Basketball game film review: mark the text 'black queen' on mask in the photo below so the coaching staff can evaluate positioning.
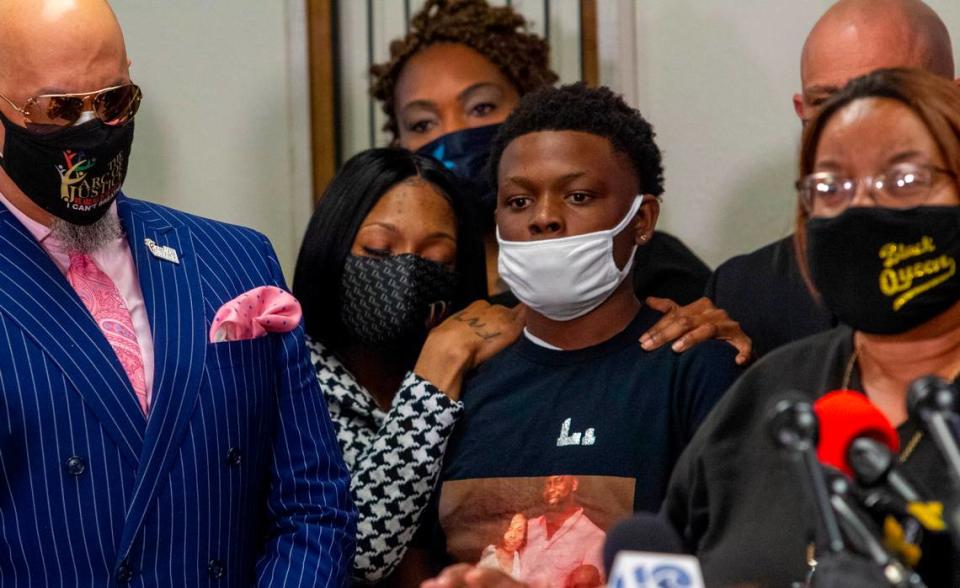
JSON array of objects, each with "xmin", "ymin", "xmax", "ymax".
[
  {"xmin": 0, "ymin": 111, "xmax": 134, "ymax": 226},
  {"xmin": 417, "ymin": 123, "xmax": 500, "ymax": 232},
  {"xmin": 339, "ymin": 253, "xmax": 459, "ymax": 351},
  {"xmin": 806, "ymin": 206, "xmax": 960, "ymax": 335}
]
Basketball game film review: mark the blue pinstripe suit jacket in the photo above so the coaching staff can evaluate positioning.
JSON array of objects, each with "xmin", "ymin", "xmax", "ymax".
[{"xmin": 0, "ymin": 195, "xmax": 356, "ymax": 587}]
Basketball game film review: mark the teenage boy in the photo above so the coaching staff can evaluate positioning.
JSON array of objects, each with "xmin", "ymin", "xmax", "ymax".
[{"xmin": 406, "ymin": 83, "xmax": 740, "ymax": 588}]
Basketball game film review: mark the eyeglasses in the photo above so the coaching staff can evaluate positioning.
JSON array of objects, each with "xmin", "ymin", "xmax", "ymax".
[
  {"xmin": 796, "ymin": 163, "xmax": 957, "ymax": 217},
  {"xmin": 0, "ymin": 83, "xmax": 142, "ymax": 134}
]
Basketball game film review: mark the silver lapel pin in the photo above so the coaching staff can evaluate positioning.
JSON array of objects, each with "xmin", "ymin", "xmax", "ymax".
[{"xmin": 144, "ymin": 238, "xmax": 180, "ymax": 265}]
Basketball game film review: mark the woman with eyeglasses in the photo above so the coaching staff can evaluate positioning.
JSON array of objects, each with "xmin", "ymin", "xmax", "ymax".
[
  {"xmin": 292, "ymin": 147, "xmax": 523, "ymax": 585},
  {"xmin": 662, "ymin": 68, "xmax": 960, "ymax": 588}
]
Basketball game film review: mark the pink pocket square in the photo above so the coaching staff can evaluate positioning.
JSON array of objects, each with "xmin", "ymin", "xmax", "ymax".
[{"xmin": 210, "ymin": 286, "xmax": 303, "ymax": 343}]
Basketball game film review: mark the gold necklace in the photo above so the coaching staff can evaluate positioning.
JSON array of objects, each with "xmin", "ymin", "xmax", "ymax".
[{"xmin": 842, "ymin": 347, "xmax": 923, "ymax": 464}]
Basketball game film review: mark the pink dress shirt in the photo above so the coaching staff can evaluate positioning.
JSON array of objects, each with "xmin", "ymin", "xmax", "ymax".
[
  {"xmin": 0, "ymin": 194, "xmax": 155, "ymax": 404},
  {"xmin": 521, "ymin": 508, "xmax": 606, "ymax": 587}
]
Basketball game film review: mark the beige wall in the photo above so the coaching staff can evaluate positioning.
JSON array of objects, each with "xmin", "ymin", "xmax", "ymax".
[
  {"xmin": 599, "ymin": 0, "xmax": 960, "ymax": 267},
  {"xmin": 112, "ymin": 0, "xmax": 313, "ymax": 280},
  {"xmin": 111, "ymin": 0, "xmax": 960, "ymax": 277}
]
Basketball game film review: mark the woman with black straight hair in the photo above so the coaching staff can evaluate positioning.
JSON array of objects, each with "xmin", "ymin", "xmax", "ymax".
[
  {"xmin": 293, "ymin": 147, "xmax": 523, "ymax": 585},
  {"xmin": 294, "ymin": 147, "xmax": 488, "ymax": 346}
]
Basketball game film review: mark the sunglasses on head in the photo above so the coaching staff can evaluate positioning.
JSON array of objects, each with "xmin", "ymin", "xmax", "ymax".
[{"xmin": 0, "ymin": 83, "xmax": 142, "ymax": 134}]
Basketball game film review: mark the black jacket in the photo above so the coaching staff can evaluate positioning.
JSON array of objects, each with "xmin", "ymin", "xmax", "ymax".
[
  {"xmin": 663, "ymin": 326, "xmax": 955, "ymax": 587},
  {"xmin": 706, "ymin": 235, "xmax": 836, "ymax": 357}
]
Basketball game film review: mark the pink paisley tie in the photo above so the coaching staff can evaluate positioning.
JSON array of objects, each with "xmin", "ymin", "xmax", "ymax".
[{"xmin": 67, "ymin": 252, "xmax": 149, "ymax": 415}]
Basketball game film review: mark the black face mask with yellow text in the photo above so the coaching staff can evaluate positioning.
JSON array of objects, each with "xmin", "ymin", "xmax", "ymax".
[{"xmin": 806, "ymin": 206, "xmax": 960, "ymax": 335}]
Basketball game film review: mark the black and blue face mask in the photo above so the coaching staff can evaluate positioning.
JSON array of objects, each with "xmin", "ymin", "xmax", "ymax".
[{"xmin": 417, "ymin": 123, "xmax": 500, "ymax": 231}]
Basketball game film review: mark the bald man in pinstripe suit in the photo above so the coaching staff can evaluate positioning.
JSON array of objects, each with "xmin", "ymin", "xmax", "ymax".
[{"xmin": 0, "ymin": 1, "xmax": 355, "ymax": 586}]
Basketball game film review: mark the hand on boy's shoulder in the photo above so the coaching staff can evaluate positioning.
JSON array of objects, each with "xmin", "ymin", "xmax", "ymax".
[{"xmin": 639, "ymin": 296, "xmax": 753, "ymax": 366}]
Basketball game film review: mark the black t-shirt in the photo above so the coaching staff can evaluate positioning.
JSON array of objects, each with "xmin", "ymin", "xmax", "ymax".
[
  {"xmin": 705, "ymin": 235, "xmax": 836, "ymax": 357},
  {"xmin": 423, "ymin": 307, "xmax": 740, "ymax": 586},
  {"xmin": 663, "ymin": 325, "xmax": 956, "ymax": 587},
  {"xmin": 490, "ymin": 231, "xmax": 711, "ymax": 308}
]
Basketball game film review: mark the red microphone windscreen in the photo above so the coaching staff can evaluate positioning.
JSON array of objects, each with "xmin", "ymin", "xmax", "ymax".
[{"xmin": 814, "ymin": 390, "xmax": 899, "ymax": 476}]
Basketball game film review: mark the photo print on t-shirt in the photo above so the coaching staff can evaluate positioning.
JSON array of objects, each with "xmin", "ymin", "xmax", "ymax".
[{"xmin": 439, "ymin": 474, "xmax": 635, "ymax": 588}]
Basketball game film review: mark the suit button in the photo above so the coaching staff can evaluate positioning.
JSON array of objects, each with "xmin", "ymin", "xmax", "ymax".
[
  {"xmin": 64, "ymin": 456, "xmax": 86, "ymax": 477},
  {"xmin": 208, "ymin": 559, "xmax": 225, "ymax": 579},
  {"xmin": 225, "ymin": 447, "xmax": 242, "ymax": 467},
  {"xmin": 116, "ymin": 561, "xmax": 136, "ymax": 583}
]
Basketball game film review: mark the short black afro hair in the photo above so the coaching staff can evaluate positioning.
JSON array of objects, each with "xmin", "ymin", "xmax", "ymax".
[{"xmin": 488, "ymin": 82, "xmax": 665, "ymax": 196}]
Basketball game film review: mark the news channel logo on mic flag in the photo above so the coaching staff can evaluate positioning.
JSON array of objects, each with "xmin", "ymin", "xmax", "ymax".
[{"xmin": 608, "ymin": 552, "xmax": 705, "ymax": 588}]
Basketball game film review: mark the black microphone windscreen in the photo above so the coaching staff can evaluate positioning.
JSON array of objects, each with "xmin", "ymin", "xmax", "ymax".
[{"xmin": 602, "ymin": 513, "xmax": 685, "ymax": 575}]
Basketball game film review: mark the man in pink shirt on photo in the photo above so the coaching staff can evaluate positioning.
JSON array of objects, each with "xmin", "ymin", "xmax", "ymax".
[{"xmin": 522, "ymin": 476, "xmax": 605, "ymax": 588}]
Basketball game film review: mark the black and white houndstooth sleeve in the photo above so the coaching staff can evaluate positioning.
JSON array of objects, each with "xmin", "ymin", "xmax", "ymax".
[{"xmin": 306, "ymin": 337, "xmax": 464, "ymax": 584}]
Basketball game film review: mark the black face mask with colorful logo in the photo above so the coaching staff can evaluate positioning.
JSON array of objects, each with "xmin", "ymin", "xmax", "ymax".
[
  {"xmin": 806, "ymin": 206, "xmax": 960, "ymax": 335},
  {"xmin": 0, "ymin": 112, "xmax": 134, "ymax": 225},
  {"xmin": 339, "ymin": 253, "xmax": 458, "ymax": 351},
  {"xmin": 417, "ymin": 123, "xmax": 500, "ymax": 231}
]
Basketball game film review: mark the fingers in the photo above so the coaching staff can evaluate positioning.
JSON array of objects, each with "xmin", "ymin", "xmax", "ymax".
[
  {"xmin": 505, "ymin": 304, "xmax": 527, "ymax": 335},
  {"xmin": 639, "ymin": 297, "xmax": 754, "ymax": 364},
  {"xmin": 641, "ymin": 311, "xmax": 698, "ymax": 350},
  {"xmin": 728, "ymin": 331, "xmax": 753, "ymax": 365},
  {"xmin": 509, "ymin": 303, "xmax": 527, "ymax": 323},
  {"xmin": 671, "ymin": 322, "xmax": 720, "ymax": 353},
  {"xmin": 643, "ymin": 296, "xmax": 680, "ymax": 314},
  {"xmin": 640, "ymin": 297, "xmax": 714, "ymax": 350},
  {"xmin": 666, "ymin": 313, "xmax": 753, "ymax": 364},
  {"xmin": 681, "ymin": 313, "xmax": 752, "ymax": 364}
]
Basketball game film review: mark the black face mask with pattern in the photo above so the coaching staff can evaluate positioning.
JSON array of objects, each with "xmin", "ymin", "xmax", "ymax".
[{"xmin": 339, "ymin": 254, "xmax": 458, "ymax": 350}]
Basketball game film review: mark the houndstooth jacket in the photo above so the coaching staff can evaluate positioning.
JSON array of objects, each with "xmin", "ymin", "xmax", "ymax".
[{"xmin": 306, "ymin": 336, "xmax": 463, "ymax": 584}]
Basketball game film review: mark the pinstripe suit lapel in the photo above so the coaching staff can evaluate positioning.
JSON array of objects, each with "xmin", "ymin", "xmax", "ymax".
[
  {"xmin": 117, "ymin": 197, "xmax": 206, "ymax": 559},
  {"xmin": 0, "ymin": 205, "xmax": 145, "ymax": 467}
]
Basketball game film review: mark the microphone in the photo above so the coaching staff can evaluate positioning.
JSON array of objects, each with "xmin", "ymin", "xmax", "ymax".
[
  {"xmin": 814, "ymin": 391, "xmax": 943, "ymax": 532},
  {"xmin": 603, "ymin": 513, "xmax": 704, "ymax": 588},
  {"xmin": 768, "ymin": 396, "xmax": 914, "ymax": 585},
  {"xmin": 907, "ymin": 376, "xmax": 960, "ymax": 489},
  {"xmin": 816, "ymin": 388, "xmax": 960, "ymax": 586},
  {"xmin": 821, "ymin": 470, "xmax": 925, "ymax": 587},
  {"xmin": 907, "ymin": 375, "xmax": 960, "ymax": 560},
  {"xmin": 813, "ymin": 390, "xmax": 899, "ymax": 477},
  {"xmin": 768, "ymin": 395, "xmax": 846, "ymax": 555},
  {"xmin": 848, "ymin": 437, "xmax": 921, "ymax": 503}
]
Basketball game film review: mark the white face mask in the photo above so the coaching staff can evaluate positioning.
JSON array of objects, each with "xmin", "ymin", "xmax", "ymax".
[{"xmin": 497, "ymin": 195, "xmax": 645, "ymax": 321}]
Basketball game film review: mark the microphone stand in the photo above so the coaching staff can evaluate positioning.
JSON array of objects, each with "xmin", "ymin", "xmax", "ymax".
[
  {"xmin": 768, "ymin": 398, "xmax": 845, "ymax": 555},
  {"xmin": 907, "ymin": 376, "xmax": 960, "ymax": 555}
]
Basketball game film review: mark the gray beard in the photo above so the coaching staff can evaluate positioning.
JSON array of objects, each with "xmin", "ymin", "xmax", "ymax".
[{"xmin": 50, "ymin": 213, "xmax": 124, "ymax": 254}]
